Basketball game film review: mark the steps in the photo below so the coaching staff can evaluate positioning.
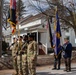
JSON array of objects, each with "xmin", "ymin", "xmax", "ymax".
[{"xmin": 0, "ymin": 56, "xmax": 13, "ymax": 70}]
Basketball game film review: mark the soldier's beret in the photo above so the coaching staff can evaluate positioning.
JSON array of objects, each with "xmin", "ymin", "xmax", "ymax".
[
  {"xmin": 19, "ymin": 36, "xmax": 23, "ymax": 39},
  {"xmin": 13, "ymin": 37, "xmax": 15, "ymax": 39},
  {"xmin": 28, "ymin": 34, "xmax": 34, "ymax": 38},
  {"xmin": 23, "ymin": 35, "xmax": 28, "ymax": 38}
]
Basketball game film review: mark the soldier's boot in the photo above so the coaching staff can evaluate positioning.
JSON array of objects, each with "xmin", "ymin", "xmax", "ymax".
[
  {"xmin": 13, "ymin": 68, "xmax": 18, "ymax": 75},
  {"xmin": 19, "ymin": 70, "xmax": 23, "ymax": 75},
  {"xmin": 12, "ymin": 73, "xmax": 15, "ymax": 75},
  {"xmin": 22, "ymin": 67, "xmax": 28, "ymax": 75},
  {"xmin": 31, "ymin": 71, "xmax": 36, "ymax": 75},
  {"xmin": 15, "ymin": 68, "xmax": 18, "ymax": 75},
  {"xmin": 30, "ymin": 68, "xmax": 36, "ymax": 75},
  {"xmin": 12, "ymin": 73, "xmax": 18, "ymax": 75}
]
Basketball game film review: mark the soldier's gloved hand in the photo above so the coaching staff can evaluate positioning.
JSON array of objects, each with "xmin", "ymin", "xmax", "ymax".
[
  {"xmin": 19, "ymin": 50, "xmax": 24, "ymax": 54},
  {"xmin": 62, "ymin": 46, "xmax": 65, "ymax": 51},
  {"xmin": 14, "ymin": 56, "xmax": 17, "ymax": 60},
  {"xmin": 31, "ymin": 56, "xmax": 36, "ymax": 61},
  {"xmin": 31, "ymin": 58, "xmax": 35, "ymax": 61}
]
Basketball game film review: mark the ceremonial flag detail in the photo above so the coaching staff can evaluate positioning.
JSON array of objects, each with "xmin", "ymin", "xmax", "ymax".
[
  {"xmin": 7, "ymin": 0, "xmax": 16, "ymax": 34},
  {"xmin": 53, "ymin": 8, "xmax": 61, "ymax": 57}
]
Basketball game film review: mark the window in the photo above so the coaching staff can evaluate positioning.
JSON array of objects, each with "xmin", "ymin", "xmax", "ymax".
[{"xmin": 66, "ymin": 29, "xmax": 69, "ymax": 32}]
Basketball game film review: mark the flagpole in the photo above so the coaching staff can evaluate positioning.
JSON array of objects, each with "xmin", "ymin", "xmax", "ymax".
[
  {"xmin": 17, "ymin": 23, "xmax": 20, "ymax": 37},
  {"xmin": 53, "ymin": 6, "xmax": 62, "ymax": 58},
  {"xmin": 17, "ymin": 0, "xmax": 21, "ymax": 37},
  {"xmin": 55, "ymin": 6, "xmax": 63, "ymax": 46},
  {"xmin": 47, "ymin": 16, "xmax": 53, "ymax": 48}
]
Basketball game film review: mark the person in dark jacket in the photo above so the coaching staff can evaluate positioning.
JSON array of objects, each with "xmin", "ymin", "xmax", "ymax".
[{"xmin": 62, "ymin": 37, "xmax": 72, "ymax": 72}]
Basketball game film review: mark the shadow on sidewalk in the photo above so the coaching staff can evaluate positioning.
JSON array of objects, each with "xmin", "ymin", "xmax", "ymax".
[
  {"xmin": 37, "ymin": 72, "xmax": 70, "ymax": 75},
  {"xmin": 37, "ymin": 72, "xmax": 57, "ymax": 75},
  {"xmin": 37, "ymin": 72, "xmax": 68, "ymax": 75},
  {"xmin": 37, "ymin": 69, "xmax": 76, "ymax": 75}
]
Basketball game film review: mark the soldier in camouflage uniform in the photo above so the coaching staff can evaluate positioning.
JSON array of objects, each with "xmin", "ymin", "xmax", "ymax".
[
  {"xmin": 12, "ymin": 38, "xmax": 19, "ymax": 75},
  {"xmin": 27, "ymin": 34, "xmax": 37, "ymax": 75},
  {"xmin": 17, "ymin": 36, "xmax": 24, "ymax": 75},
  {"xmin": 20, "ymin": 35, "xmax": 28, "ymax": 75}
]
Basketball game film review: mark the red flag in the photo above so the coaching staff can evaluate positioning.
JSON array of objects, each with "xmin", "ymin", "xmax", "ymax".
[{"xmin": 12, "ymin": 28, "xmax": 16, "ymax": 35}]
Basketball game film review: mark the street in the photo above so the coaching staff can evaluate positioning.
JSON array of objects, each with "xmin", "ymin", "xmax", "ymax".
[{"xmin": 0, "ymin": 63, "xmax": 76, "ymax": 75}]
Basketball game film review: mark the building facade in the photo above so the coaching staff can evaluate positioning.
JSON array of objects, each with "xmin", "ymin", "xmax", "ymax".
[{"xmin": 3, "ymin": 13, "xmax": 76, "ymax": 54}]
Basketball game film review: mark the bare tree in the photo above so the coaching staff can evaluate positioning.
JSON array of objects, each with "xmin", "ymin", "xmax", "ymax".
[
  {"xmin": 2, "ymin": 0, "xmax": 26, "ymax": 30},
  {"xmin": 26, "ymin": 0, "xmax": 76, "ymax": 37},
  {"xmin": 50, "ymin": 0, "xmax": 76, "ymax": 36},
  {"xmin": 16, "ymin": 0, "xmax": 26, "ymax": 20},
  {"xmin": 2, "ymin": 0, "xmax": 9, "ymax": 30}
]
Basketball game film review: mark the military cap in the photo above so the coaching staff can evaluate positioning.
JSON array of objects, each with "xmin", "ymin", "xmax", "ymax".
[
  {"xmin": 64, "ymin": 37, "xmax": 69, "ymax": 40},
  {"xmin": 13, "ymin": 37, "xmax": 15, "ymax": 39},
  {"xmin": 19, "ymin": 36, "xmax": 23, "ymax": 39},
  {"xmin": 23, "ymin": 35, "xmax": 28, "ymax": 38},
  {"xmin": 28, "ymin": 34, "xmax": 35, "ymax": 38}
]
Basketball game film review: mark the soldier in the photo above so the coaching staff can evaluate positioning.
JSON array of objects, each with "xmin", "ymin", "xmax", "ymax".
[
  {"xmin": 20, "ymin": 35, "xmax": 28, "ymax": 75},
  {"xmin": 17, "ymin": 36, "xmax": 24, "ymax": 75},
  {"xmin": 27, "ymin": 34, "xmax": 37, "ymax": 75},
  {"xmin": 12, "ymin": 38, "xmax": 18, "ymax": 56},
  {"xmin": 12, "ymin": 37, "xmax": 18, "ymax": 75}
]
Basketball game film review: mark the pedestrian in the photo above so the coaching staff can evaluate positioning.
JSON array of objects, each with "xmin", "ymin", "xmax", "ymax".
[
  {"xmin": 52, "ymin": 46, "xmax": 62, "ymax": 70},
  {"xmin": 27, "ymin": 34, "xmax": 37, "ymax": 75},
  {"xmin": 20, "ymin": 35, "xmax": 28, "ymax": 75},
  {"xmin": 62, "ymin": 37, "xmax": 72, "ymax": 72}
]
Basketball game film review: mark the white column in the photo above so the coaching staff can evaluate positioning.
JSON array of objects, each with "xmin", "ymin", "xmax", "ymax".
[
  {"xmin": 37, "ymin": 31, "xmax": 39, "ymax": 55},
  {"xmin": 46, "ymin": 31, "xmax": 48, "ymax": 54}
]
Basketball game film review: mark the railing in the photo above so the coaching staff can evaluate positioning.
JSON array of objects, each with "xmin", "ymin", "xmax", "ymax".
[{"xmin": 38, "ymin": 44, "xmax": 46, "ymax": 55}]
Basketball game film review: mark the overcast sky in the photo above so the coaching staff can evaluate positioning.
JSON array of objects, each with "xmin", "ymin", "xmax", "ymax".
[
  {"xmin": 5, "ymin": 0, "xmax": 49, "ymax": 16},
  {"xmin": 5, "ymin": 0, "xmax": 75, "ymax": 17},
  {"xmin": 23, "ymin": 0, "xmax": 49, "ymax": 16}
]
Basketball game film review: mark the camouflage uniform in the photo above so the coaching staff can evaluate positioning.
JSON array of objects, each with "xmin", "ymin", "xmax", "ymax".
[
  {"xmin": 12, "ymin": 42, "xmax": 18, "ymax": 75},
  {"xmin": 27, "ymin": 41, "xmax": 37, "ymax": 75},
  {"xmin": 17, "ymin": 41, "xmax": 24, "ymax": 75},
  {"xmin": 21, "ymin": 42, "xmax": 28, "ymax": 75}
]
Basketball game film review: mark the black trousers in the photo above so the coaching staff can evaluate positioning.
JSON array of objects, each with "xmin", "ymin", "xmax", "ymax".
[
  {"xmin": 64, "ymin": 58, "xmax": 71, "ymax": 71},
  {"xmin": 54, "ymin": 57, "xmax": 61, "ymax": 69}
]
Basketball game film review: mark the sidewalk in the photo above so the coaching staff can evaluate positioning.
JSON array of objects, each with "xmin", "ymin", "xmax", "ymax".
[
  {"xmin": 0, "ymin": 63, "xmax": 76, "ymax": 75},
  {"xmin": 37, "ymin": 63, "xmax": 76, "ymax": 75}
]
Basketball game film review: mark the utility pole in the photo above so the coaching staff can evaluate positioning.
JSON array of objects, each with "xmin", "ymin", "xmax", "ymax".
[{"xmin": 0, "ymin": 0, "xmax": 3, "ymax": 57}]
